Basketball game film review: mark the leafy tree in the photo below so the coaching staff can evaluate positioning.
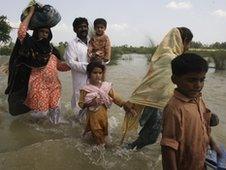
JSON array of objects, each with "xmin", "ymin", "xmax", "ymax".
[
  {"xmin": 209, "ymin": 42, "xmax": 226, "ymax": 49},
  {"xmin": 56, "ymin": 41, "xmax": 68, "ymax": 57},
  {"xmin": 0, "ymin": 15, "xmax": 12, "ymax": 45},
  {"xmin": 190, "ymin": 41, "xmax": 204, "ymax": 48}
]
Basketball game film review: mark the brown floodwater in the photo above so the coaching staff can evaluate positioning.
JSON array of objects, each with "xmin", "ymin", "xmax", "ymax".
[{"xmin": 0, "ymin": 54, "xmax": 225, "ymax": 170}]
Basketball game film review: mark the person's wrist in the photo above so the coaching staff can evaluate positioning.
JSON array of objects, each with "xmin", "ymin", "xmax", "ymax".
[
  {"xmin": 29, "ymin": 6, "xmax": 35, "ymax": 14},
  {"xmin": 121, "ymin": 101, "xmax": 126, "ymax": 108}
]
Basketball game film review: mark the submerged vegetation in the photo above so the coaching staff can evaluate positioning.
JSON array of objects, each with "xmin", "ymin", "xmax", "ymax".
[
  {"xmin": 189, "ymin": 49, "xmax": 226, "ymax": 70},
  {"xmin": 109, "ymin": 45, "xmax": 156, "ymax": 65}
]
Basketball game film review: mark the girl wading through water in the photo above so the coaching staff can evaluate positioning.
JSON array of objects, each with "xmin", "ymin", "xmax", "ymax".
[{"xmin": 78, "ymin": 59, "xmax": 127, "ymax": 146}]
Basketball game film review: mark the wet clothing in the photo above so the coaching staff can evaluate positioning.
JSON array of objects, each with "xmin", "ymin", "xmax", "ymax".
[
  {"xmin": 129, "ymin": 28, "xmax": 183, "ymax": 108},
  {"xmin": 63, "ymin": 36, "xmax": 88, "ymax": 114},
  {"xmin": 128, "ymin": 107, "xmax": 162, "ymax": 149},
  {"xmin": 25, "ymin": 55, "xmax": 70, "ymax": 111},
  {"xmin": 83, "ymin": 82, "xmax": 113, "ymax": 111},
  {"xmin": 19, "ymin": 23, "xmax": 69, "ymax": 112},
  {"xmin": 5, "ymin": 23, "xmax": 69, "ymax": 117},
  {"xmin": 78, "ymin": 82, "xmax": 125, "ymax": 144},
  {"xmin": 122, "ymin": 28, "xmax": 185, "ymax": 148},
  {"xmin": 161, "ymin": 90, "xmax": 211, "ymax": 170}
]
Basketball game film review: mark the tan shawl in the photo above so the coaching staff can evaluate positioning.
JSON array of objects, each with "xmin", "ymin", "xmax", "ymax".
[
  {"xmin": 129, "ymin": 28, "xmax": 184, "ymax": 109},
  {"xmin": 121, "ymin": 28, "xmax": 184, "ymax": 139}
]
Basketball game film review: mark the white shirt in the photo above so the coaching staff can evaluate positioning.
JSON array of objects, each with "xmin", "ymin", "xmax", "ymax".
[{"xmin": 63, "ymin": 36, "xmax": 88, "ymax": 114}]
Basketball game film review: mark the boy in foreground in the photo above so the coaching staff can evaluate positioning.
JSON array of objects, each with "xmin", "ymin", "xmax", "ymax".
[{"xmin": 161, "ymin": 53, "xmax": 221, "ymax": 170}]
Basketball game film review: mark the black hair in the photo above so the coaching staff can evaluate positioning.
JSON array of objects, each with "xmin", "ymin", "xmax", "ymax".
[
  {"xmin": 32, "ymin": 28, "xmax": 52, "ymax": 41},
  {"xmin": 177, "ymin": 27, "xmax": 193, "ymax": 43},
  {"xmin": 94, "ymin": 18, "xmax": 107, "ymax": 28},
  {"xmin": 171, "ymin": 53, "xmax": 208, "ymax": 76},
  {"xmin": 86, "ymin": 59, "xmax": 106, "ymax": 78},
  {"xmin": 72, "ymin": 17, "xmax": 88, "ymax": 29}
]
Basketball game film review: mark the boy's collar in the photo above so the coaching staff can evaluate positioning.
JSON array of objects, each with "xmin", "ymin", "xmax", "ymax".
[{"xmin": 174, "ymin": 89, "xmax": 202, "ymax": 102}]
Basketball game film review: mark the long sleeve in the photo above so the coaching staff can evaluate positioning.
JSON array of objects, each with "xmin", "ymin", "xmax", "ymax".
[
  {"xmin": 63, "ymin": 41, "xmax": 88, "ymax": 73},
  {"xmin": 18, "ymin": 23, "xmax": 28, "ymax": 42},
  {"xmin": 56, "ymin": 59, "xmax": 71, "ymax": 71},
  {"xmin": 104, "ymin": 36, "xmax": 111, "ymax": 61},
  {"xmin": 109, "ymin": 88, "xmax": 125, "ymax": 107},
  {"xmin": 18, "ymin": 6, "xmax": 35, "ymax": 43}
]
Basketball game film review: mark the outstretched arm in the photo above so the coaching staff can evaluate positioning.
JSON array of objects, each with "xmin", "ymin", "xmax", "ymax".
[
  {"xmin": 18, "ymin": 6, "xmax": 35, "ymax": 42},
  {"xmin": 22, "ymin": 6, "xmax": 35, "ymax": 26},
  {"xmin": 108, "ymin": 88, "xmax": 137, "ymax": 116},
  {"xmin": 123, "ymin": 101, "xmax": 137, "ymax": 116},
  {"xmin": 109, "ymin": 88, "xmax": 125, "ymax": 108}
]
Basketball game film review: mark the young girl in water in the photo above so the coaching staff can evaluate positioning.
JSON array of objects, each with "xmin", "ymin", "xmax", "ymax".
[{"xmin": 78, "ymin": 59, "xmax": 126, "ymax": 145}]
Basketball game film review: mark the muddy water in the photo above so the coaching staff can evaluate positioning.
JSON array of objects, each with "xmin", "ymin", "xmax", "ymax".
[{"xmin": 0, "ymin": 54, "xmax": 225, "ymax": 170}]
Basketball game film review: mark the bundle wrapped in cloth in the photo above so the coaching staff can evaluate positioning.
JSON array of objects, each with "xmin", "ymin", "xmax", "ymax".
[
  {"xmin": 20, "ymin": 0, "xmax": 61, "ymax": 30},
  {"xmin": 205, "ymin": 144, "xmax": 226, "ymax": 170}
]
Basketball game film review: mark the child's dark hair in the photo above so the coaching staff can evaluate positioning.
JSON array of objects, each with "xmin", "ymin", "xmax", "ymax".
[
  {"xmin": 177, "ymin": 27, "xmax": 193, "ymax": 43},
  {"xmin": 94, "ymin": 18, "xmax": 107, "ymax": 28},
  {"xmin": 171, "ymin": 53, "xmax": 208, "ymax": 76},
  {"xmin": 86, "ymin": 59, "xmax": 106, "ymax": 78},
  {"xmin": 73, "ymin": 17, "xmax": 88, "ymax": 29}
]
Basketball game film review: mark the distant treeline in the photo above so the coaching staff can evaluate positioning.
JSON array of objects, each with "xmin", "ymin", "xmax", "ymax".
[
  {"xmin": 1, "ymin": 41, "xmax": 226, "ymax": 55},
  {"xmin": 189, "ymin": 49, "xmax": 226, "ymax": 70},
  {"xmin": 190, "ymin": 41, "xmax": 226, "ymax": 49},
  {"xmin": 0, "ymin": 42, "xmax": 157, "ymax": 64},
  {"xmin": 1, "ymin": 41, "xmax": 226, "ymax": 67}
]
